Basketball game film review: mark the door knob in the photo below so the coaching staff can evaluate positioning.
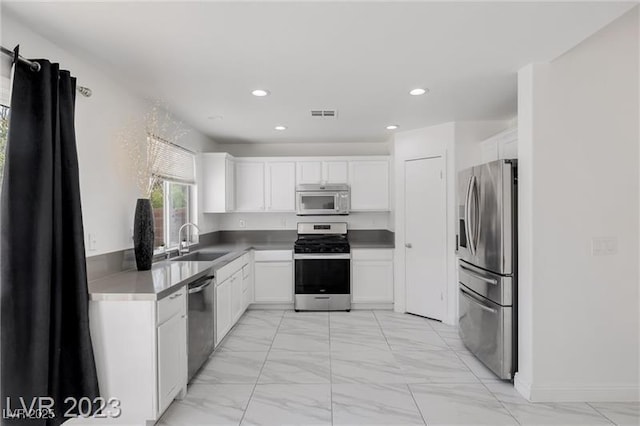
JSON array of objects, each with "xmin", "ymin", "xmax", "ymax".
[{"xmin": 405, "ymin": 243, "xmax": 412, "ymax": 248}]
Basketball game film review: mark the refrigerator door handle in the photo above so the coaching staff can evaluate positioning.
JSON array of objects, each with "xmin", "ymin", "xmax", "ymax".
[
  {"xmin": 460, "ymin": 263, "xmax": 498, "ymax": 285},
  {"xmin": 464, "ymin": 176, "xmax": 475, "ymax": 256},
  {"xmin": 460, "ymin": 287, "xmax": 498, "ymax": 314},
  {"xmin": 470, "ymin": 175, "xmax": 480, "ymax": 254}
]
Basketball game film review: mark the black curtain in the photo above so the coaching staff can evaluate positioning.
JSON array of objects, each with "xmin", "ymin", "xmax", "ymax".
[{"xmin": 1, "ymin": 55, "xmax": 99, "ymax": 425}]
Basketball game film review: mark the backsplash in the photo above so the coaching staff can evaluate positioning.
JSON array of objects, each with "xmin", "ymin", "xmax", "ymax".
[{"xmin": 216, "ymin": 212, "xmax": 391, "ymax": 231}]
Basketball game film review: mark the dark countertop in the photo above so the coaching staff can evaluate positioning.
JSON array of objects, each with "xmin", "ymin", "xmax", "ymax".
[{"xmin": 88, "ymin": 230, "xmax": 394, "ymax": 302}]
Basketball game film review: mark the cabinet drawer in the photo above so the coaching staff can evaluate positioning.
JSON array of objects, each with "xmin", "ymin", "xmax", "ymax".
[
  {"xmin": 217, "ymin": 255, "xmax": 246, "ymax": 283},
  {"xmin": 351, "ymin": 249, "xmax": 393, "ymax": 261},
  {"xmin": 241, "ymin": 252, "xmax": 251, "ymax": 266},
  {"xmin": 254, "ymin": 250, "xmax": 292, "ymax": 262},
  {"xmin": 158, "ymin": 289, "xmax": 186, "ymax": 325}
]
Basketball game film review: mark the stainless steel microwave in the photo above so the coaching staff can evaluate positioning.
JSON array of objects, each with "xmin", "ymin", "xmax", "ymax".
[{"xmin": 296, "ymin": 184, "xmax": 350, "ymax": 216}]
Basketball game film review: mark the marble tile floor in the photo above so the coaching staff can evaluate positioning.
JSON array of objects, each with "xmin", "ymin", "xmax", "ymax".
[{"xmin": 159, "ymin": 310, "xmax": 639, "ymax": 426}]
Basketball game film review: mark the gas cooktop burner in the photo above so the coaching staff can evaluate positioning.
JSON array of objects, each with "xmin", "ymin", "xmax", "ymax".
[{"xmin": 294, "ymin": 223, "xmax": 350, "ymax": 254}]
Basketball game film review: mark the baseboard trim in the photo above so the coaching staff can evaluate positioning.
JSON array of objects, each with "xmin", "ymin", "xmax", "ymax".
[
  {"xmin": 514, "ymin": 373, "xmax": 532, "ymax": 400},
  {"xmin": 516, "ymin": 376, "xmax": 639, "ymax": 402}
]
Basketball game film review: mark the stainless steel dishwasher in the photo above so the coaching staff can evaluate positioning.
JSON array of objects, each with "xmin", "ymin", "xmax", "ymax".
[{"xmin": 187, "ymin": 272, "xmax": 216, "ymax": 382}]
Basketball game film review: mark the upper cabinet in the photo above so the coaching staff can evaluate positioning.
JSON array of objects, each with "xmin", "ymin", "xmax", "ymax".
[
  {"xmin": 235, "ymin": 161, "xmax": 265, "ymax": 211},
  {"xmin": 266, "ymin": 162, "xmax": 296, "ymax": 211},
  {"xmin": 349, "ymin": 160, "xmax": 390, "ymax": 211},
  {"xmin": 202, "ymin": 153, "xmax": 235, "ymax": 213},
  {"xmin": 296, "ymin": 161, "xmax": 323, "ymax": 184},
  {"xmin": 296, "ymin": 160, "xmax": 349, "ymax": 185},
  {"xmin": 202, "ymin": 155, "xmax": 390, "ymax": 214},
  {"xmin": 324, "ymin": 161, "xmax": 349, "ymax": 183},
  {"xmin": 480, "ymin": 128, "xmax": 518, "ymax": 164}
]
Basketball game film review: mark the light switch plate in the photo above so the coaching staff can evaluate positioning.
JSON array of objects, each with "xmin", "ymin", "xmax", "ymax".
[
  {"xmin": 87, "ymin": 233, "xmax": 97, "ymax": 251},
  {"xmin": 591, "ymin": 237, "xmax": 618, "ymax": 256}
]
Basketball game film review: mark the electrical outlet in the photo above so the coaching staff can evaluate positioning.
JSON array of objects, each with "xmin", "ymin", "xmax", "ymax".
[
  {"xmin": 591, "ymin": 237, "xmax": 618, "ymax": 256},
  {"xmin": 239, "ymin": 219, "xmax": 246, "ymax": 228}
]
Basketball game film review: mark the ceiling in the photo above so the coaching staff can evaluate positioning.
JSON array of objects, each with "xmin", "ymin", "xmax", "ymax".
[{"xmin": 2, "ymin": 1, "xmax": 636, "ymax": 144}]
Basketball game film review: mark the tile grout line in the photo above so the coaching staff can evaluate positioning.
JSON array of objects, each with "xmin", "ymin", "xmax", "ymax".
[
  {"xmin": 477, "ymin": 378, "xmax": 523, "ymax": 426},
  {"xmin": 406, "ymin": 384, "xmax": 428, "ymax": 426},
  {"xmin": 585, "ymin": 402, "xmax": 618, "ymax": 425},
  {"xmin": 448, "ymin": 337, "xmax": 523, "ymax": 426},
  {"xmin": 237, "ymin": 309, "xmax": 286, "ymax": 426}
]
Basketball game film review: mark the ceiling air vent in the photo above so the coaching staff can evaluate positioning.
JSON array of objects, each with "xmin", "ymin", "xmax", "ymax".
[{"xmin": 311, "ymin": 109, "xmax": 338, "ymax": 119}]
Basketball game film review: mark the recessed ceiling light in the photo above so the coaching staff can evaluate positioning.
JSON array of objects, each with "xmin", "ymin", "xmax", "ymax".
[
  {"xmin": 251, "ymin": 89, "xmax": 270, "ymax": 97},
  {"xmin": 386, "ymin": 124, "xmax": 399, "ymax": 130},
  {"xmin": 274, "ymin": 125, "xmax": 287, "ymax": 131},
  {"xmin": 409, "ymin": 88, "xmax": 428, "ymax": 96}
]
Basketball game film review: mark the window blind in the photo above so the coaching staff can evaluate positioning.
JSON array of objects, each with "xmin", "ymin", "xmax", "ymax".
[{"xmin": 149, "ymin": 135, "xmax": 195, "ymax": 184}]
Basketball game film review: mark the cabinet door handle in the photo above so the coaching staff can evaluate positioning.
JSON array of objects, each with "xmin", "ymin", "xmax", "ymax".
[{"xmin": 405, "ymin": 243, "xmax": 412, "ymax": 248}]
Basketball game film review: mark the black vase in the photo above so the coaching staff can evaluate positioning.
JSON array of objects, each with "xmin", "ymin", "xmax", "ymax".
[{"xmin": 133, "ymin": 198, "xmax": 155, "ymax": 271}]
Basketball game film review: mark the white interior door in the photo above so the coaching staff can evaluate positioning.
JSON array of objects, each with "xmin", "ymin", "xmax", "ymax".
[{"xmin": 404, "ymin": 157, "xmax": 447, "ymax": 320}]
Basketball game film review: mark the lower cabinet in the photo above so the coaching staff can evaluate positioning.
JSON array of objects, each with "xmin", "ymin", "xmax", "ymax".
[
  {"xmin": 351, "ymin": 249, "xmax": 394, "ymax": 304},
  {"xmin": 88, "ymin": 289, "xmax": 187, "ymax": 424},
  {"xmin": 215, "ymin": 278, "xmax": 232, "ymax": 346},
  {"xmin": 230, "ymin": 270, "xmax": 244, "ymax": 323},
  {"xmin": 242, "ymin": 264, "xmax": 252, "ymax": 310},
  {"xmin": 215, "ymin": 252, "xmax": 251, "ymax": 346},
  {"xmin": 253, "ymin": 250, "xmax": 294, "ymax": 303},
  {"xmin": 157, "ymin": 310, "xmax": 187, "ymax": 413}
]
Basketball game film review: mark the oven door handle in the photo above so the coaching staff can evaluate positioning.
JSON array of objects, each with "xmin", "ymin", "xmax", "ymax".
[{"xmin": 294, "ymin": 254, "xmax": 351, "ymax": 260}]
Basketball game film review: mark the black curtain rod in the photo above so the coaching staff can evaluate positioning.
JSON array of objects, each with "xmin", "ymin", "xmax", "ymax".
[{"xmin": 1, "ymin": 45, "xmax": 92, "ymax": 98}]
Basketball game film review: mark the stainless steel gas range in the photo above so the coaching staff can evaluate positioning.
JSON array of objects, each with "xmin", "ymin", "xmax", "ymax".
[{"xmin": 293, "ymin": 222, "xmax": 351, "ymax": 311}]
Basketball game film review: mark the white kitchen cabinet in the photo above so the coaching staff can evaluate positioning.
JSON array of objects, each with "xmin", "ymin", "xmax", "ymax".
[
  {"xmin": 215, "ymin": 252, "xmax": 252, "ymax": 345},
  {"xmin": 323, "ymin": 161, "xmax": 349, "ymax": 183},
  {"xmin": 349, "ymin": 160, "xmax": 390, "ymax": 211},
  {"xmin": 202, "ymin": 153, "xmax": 235, "ymax": 212},
  {"xmin": 230, "ymin": 270, "xmax": 244, "ymax": 323},
  {"xmin": 235, "ymin": 161, "xmax": 265, "ymax": 211},
  {"xmin": 480, "ymin": 128, "xmax": 518, "ymax": 164},
  {"xmin": 296, "ymin": 160, "xmax": 349, "ymax": 184},
  {"xmin": 254, "ymin": 250, "xmax": 293, "ymax": 303},
  {"xmin": 266, "ymin": 161, "xmax": 296, "ymax": 211},
  {"xmin": 157, "ymin": 310, "xmax": 187, "ymax": 413},
  {"xmin": 296, "ymin": 161, "xmax": 323, "ymax": 184},
  {"xmin": 242, "ymin": 264, "xmax": 252, "ymax": 310},
  {"xmin": 351, "ymin": 249, "xmax": 394, "ymax": 303},
  {"xmin": 88, "ymin": 289, "xmax": 187, "ymax": 424},
  {"xmin": 215, "ymin": 278, "xmax": 232, "ymax": 346}
]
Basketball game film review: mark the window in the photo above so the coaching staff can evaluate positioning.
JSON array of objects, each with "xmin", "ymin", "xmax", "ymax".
[{"xmin": 148, "ymin": 136, "xmax": 197, "ymax": 251}]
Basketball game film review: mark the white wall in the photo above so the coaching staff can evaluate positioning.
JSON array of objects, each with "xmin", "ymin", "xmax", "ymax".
[
  {"xmin": 392, "ymin": 120, "xmax": 512, "ymax": 322},
  {"xmin": 216, "ymin": 141, "xmax": 390, "ymax": 157},
  {"xmin": 1, "ymin": 12, "xmax": 219, "ymax": 256},
  {"xmin": 393, "ymin": 122, "xmax": 457, "ymax": 320},
  {"xmin": 516, "ymin": 7, "xmax": 639, "ymax": 402}
]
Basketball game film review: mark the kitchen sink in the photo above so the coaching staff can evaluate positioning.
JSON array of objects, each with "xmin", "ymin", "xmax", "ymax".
[{"xmin": 172, "ymin": 251, "xmax": 229, "ymax": 262}]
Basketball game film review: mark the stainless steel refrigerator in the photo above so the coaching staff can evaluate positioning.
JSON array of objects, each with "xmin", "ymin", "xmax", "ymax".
[{"xmin": 457, "ymin": 159, "xmax": 517, "ymax": 380}]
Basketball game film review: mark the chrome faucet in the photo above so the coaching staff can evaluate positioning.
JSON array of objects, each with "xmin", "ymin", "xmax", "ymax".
[{"xmin": 178, "ymin": 222, "xmax": 201, "ymax": 254}]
